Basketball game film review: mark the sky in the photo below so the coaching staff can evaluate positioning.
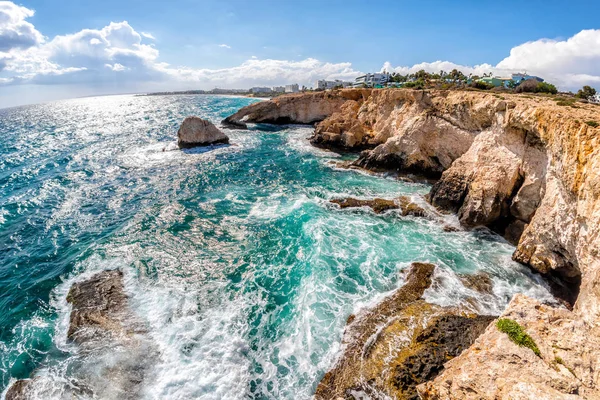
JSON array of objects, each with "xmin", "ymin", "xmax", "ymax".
[{"xmin": 1, "ymin": 0, "xmax": 600, "ymax": 108}]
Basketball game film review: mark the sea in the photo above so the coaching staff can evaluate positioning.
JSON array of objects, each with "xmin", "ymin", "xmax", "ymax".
[{"xmin": 0, "ymin": 94, "xmax": 555, "ymax": 399}]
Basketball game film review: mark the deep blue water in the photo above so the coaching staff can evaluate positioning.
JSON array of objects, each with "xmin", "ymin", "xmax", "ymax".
[{"xmin": 0, "ymin": 95, "xmax": 554, "ymax": 399}]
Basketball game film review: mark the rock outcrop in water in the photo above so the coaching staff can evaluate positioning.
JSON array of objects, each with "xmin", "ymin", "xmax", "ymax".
[
  {"xmin": 226, "ymin": 88, "xmax": 600, "ymax": 398},
  {"xmin": 177, "ymin": 116, "xmax": 229, "ymax": 148},
  {"xmin": 315, "ymin": 263, "xmax": 495, "ymax": 400},
  {"xmin": 7, "ymin": 270, "xmax": 156, "ymax": 400},
  {"xmin": 330, "ymin": 196, "xmax": 427, "ymax": 217}
]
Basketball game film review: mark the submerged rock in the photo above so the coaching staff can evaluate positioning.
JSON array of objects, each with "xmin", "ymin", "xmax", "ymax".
[
  {"xmin": 67, "ymin": 269, "xmax": 137, "ymax": 344},
  {"xmin": 177, "ymin": 116, "xmax": 229, "ymax": 148},
  {"xmin": 12, "ymin": 271, "xmax": 158, "ymax": 400},
  {"xmin": 315, "ymin": 262, "xmax": 494, "ymax": 400},
  {"xmin": 5, "ymin": 379, "xmax": 32, "ymax": 400},
  {"xmin": 459, "ymin": 272, "xmax": 494, "ymax": 295}
]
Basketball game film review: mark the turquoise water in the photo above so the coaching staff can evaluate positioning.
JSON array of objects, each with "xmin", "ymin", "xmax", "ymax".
[{"xmin": 0, "ymin": 95, "xmax": 554, "ymax": 399}]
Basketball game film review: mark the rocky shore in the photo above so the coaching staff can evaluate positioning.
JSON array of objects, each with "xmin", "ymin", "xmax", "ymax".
[
  {"xmin": 6, "ymin": 270, "xmax": 156, "ymax": 400},
  {"xmin": 224, "ymin": 88, "xmax": 600, "ymax": 399}
]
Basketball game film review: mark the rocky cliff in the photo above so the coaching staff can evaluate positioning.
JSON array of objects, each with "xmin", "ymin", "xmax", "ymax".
[
  {"xmin": 222, "ymin": 89, "xmax": 371, "ymax": 128},
  {"xmin": 225, "ymin": 88, "xmax": 600, "ymax": 398}
]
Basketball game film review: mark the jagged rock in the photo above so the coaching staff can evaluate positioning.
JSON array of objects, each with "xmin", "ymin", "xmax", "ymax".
[
  {"xmin": 64, "ymin": 270, "xmax": 155, "ymax": 399},
  {"xmin": 222, "ymin": 89, "xmax": 371, "ymax": 128},
  {"xmin": 459, "ymin": 272, "xmax": 494, "ymax": 295},
  {"xmin": 330, "ymin": 196, "xmax": 427, "ymax": 217},
  {"xmin": 177, "ymin": 116, "xmax": 229, "ymax": 148},
  {"xmin": 67, "ymin": 269, "xmax": 137, "ymax": 344},
  {"xmin": 315, "ymin": 263, "xmax": 494, "ymax": 400},
  {"xmin": 391, "ymin": 314, "xmax": 495, "ymax": 400},
  {"xmin": 397, "ymin": 196, "xmax": 428, "ymax": 217},
  {"xmin": 330, "ymin": 197, "xmax": 398, "ymax": 214},
  {"xmin": 5, "ymin": 379, "xmax": 32, "ymax": 400},
  {"xmin": 417, "ymin": 294, "xmax": 600, "ymax": 399}
]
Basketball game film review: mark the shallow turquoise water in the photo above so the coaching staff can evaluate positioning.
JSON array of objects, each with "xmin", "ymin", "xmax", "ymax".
[{"xmin": 0, "ymin": 95, "xmax": 554, "ymax": 399}]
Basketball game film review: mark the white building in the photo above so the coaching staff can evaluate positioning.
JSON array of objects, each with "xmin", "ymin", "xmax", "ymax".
[
  {"xmin": 250, "ymin": 87, "xmax": 272, "ymax": 93},
  {"xmin": 353, "ymin": 73, "xmax": 391, "ymax": 87},
  {"xmin": 272, "ymin": 86, "xmax": 285, "ymax": 92},
  {"xmin": 315, "ymin": 80, "xmax": 353, "ymax": 90},
  {"xmin": 285, "ymin": 84, "xmax": 299, "ymax": 93}
]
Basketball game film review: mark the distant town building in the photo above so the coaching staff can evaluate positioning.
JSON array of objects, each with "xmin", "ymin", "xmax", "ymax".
[
  {"xmin": 353, "ymin": 73, "xmax": 391, "ymax": 88},
  {"xmin": 477, "ymin": 73, "xmax": 545, "ymax": 88},
  {"xmin": 511, "ymin": 73, "xmax": 544, "ymax": 84},
  {"xmin": 315, "ymin": 79, "xmax": 353, "ymax": 90},
  {"xmin": 272, "ymin": 86, "xmax": 285, "ymax": 92},
  {"xmin": 285, "ymin": 84, "xmax": 299, "ymax": 93},
  {"xmin": 250, "ymin": 87, "xmax": 272, "ymax": 93}
]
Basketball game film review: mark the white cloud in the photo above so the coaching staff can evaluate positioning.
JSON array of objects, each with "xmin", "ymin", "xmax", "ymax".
[
  {"xmin": 140, "ymin": 32, "xmax": 155, "ymax": 40},
  {"xmin": 0, "ymin": 1, "xmax": 599, "ymax": 100},
  {"xmin": 0, "ymin": 1, "xmax": 44, "ymax": 52},
  {"xmin": 105, "ymin": 63, "xmax": 126, "ymax": 71}
]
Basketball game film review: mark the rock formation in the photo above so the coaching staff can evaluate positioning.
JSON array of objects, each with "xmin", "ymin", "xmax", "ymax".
[
  {"xmin": 6, "ymin": 270, "xmax": 156, "ymax": 400},
  {"xmin": 330, "ymin": 196, "xmax": 428, "ymax": 217},
  {"xmin": 315, "ymin": 263, "xmax": 495, "ymax": 400},
  {"xmin": 177, "ymin": 116, "xmax": 229, "ymax": 148},
  {"xmin": 222, "ymin": 90, "xmax": 371, "ymax": 129}
]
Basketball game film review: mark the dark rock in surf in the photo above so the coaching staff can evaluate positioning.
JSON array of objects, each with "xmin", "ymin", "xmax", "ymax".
[
  {"xmin": 314, "ymin": 262, "xmax": 494, "ymax": 400},
  {"xmin": 66, "ymin": 269, "xmax": 135, "ymax": 344},
  {"xmin": 330, "ymin": 196, "xmax": 428, "ymax": 217}
]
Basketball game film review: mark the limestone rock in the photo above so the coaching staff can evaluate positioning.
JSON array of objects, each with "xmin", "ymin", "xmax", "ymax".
[
  {"xmin": 222, "ymin": 89, "xmax": 371, "ymax": 128},
  {"xmin": 458, "ymin": 272, "xmax": 494, "ymax": 295},
  {"xmin": 5, "ymin": 379, "xmax": 32, "ymax": 400},
  {"xmin": 66, "ymin": 269, "xmax": 136, "ymax": 344},
  {"xmin": 330, "ymin": 196, "xmax": 428, "ymax": 217},
  {"xmin": 177, "ymin": 116, "xmax": 229, "ymax": 148},
  {"xmin": 330, "ymin": 197, "xmax": 398, "ymax": 214},
  {"xmin": 417, "ymin": 294, "xmax": 600, "ymax": 399}
]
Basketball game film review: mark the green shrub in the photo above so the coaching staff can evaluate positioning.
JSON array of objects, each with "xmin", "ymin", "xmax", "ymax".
[
  {"xmin": 576, "ymin": 85, "xmax": 597, "ymax": 100},
  {"xmin": 496, "ymin": 318, "xmax": 541, "ymax": 357},
  {"xmin": 556, "ymin": 98, "xmax": 577, "ymax": 107},
  {"xmin": 470, "ymin": 81, "xmax": 495, "ymax": 90},
  {"xmin": 516, "ymin": 79, "xmax": 558, "ymax": 94},
  {"xmin": 585, "ymin": 120, "xmax": 599, "ymax": 128},
  {"xmin": 403, "ymin": 80, "xmax": 425, "ymax": 89},
  {"xmin": 536, "ymin": 82, "xmax": 558, "ymax": 94}
]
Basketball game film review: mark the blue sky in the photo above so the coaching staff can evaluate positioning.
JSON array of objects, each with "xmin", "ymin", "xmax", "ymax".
[{"xmin": 1, "ymin": 0, "xmax": 600, "ymax": 108}]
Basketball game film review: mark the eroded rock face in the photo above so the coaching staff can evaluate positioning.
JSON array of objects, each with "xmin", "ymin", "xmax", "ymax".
[
  {"xmin": 418, "ymin": 294, "xmax": 600, "ymax": 399},
  {"xmin": 302, "ymin": 89, "xmax": 600, "ymax": 320},
  {"xmin": 177, "ymin": 116, "xmax": 229, "ymax": 148},
  {"xmin": 315, "ymin": 263, "xmax": 494, "ymax": 400},
  {"xmin": 222, "ymin": 89, "xmax": 371, "ymax": 128}
]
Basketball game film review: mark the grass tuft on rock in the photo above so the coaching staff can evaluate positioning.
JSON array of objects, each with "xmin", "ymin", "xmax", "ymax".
[
  {"xmin": 496, "ymin": 318, "xmax": 541, "ymax": 357},
  {"xmin": 585, "ymin": 120, "xmax": 599, "ymax": 128}
]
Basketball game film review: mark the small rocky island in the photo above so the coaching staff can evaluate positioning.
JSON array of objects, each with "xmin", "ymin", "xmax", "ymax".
[
  {"xmin": 223, "ymin": 88, "xmax": 600, "ymax": 399},
  {"xmin": 177, "ymin": 116, "xmax": 229, "ymax": 148}
]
